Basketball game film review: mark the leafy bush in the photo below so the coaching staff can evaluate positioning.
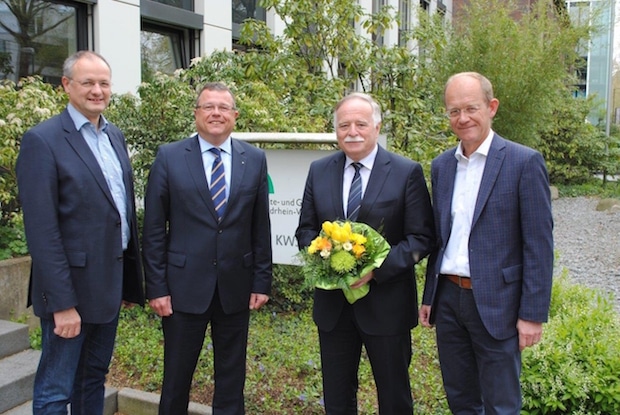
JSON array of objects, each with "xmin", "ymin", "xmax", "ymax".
[
  {"xmin": 0, "ymin": 212, "xmax": 28, "ymax": 260},
  {"xmin": 539, "ymin": 95, "xmax": 614, "ymax": 185},
  {"xmin": 0, "ymin": 77, "xmax": 66, "ymax": 258},
  {"xmin": 521, "ymin": 273, "xmax": 620, "ymax": 414}
]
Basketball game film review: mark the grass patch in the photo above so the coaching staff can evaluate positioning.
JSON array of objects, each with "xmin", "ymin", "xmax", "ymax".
[
  {"xmin": 555, "ymin": 178, "xmax": 620, "ymax": 198},
  {"xmin": 109, "ymin": 305, "xmax": 450, "ymax": 414}
]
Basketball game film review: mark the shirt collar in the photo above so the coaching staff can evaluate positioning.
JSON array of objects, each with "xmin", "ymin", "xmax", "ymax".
[
  {"xmin": 345, "ymin": 144, "xmax": 379, "ymax": 170},
  {"xmin": 455, "ymin": 129, "xmax": 494, "ymax": 161},
  {"xmin": 198, "ymin": 135, "xmax": 232, "ymax": 155},
  {"xmin": 67, "ymin": 103, "xmax": 108, "ymax": 132}
]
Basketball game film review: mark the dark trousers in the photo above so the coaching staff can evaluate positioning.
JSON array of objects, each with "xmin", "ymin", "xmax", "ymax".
[
  {"xmin": 318, "ymin": 303, "xmax": 414, "ymax": 415},
  {"xmin": 435, "ymin": 279, "xmax": 522, "ymax": 415},
  {"xmin": 158, "ymin": 291, "xmax": 250, "ymax": 415}
]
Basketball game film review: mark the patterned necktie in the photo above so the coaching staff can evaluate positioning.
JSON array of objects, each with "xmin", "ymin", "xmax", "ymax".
[
  {"xmin": 347, "ymin": 162, "xmax": 363, "ymax": 221},
  {"xmin": 209, "ymin": 147, "xmax": 227, "ymax": 220}
]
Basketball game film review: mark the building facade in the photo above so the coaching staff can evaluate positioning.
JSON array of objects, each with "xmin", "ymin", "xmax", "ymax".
[{"xmin": 0, "ymin": 0, "xmax": 452, "ymax": 94}]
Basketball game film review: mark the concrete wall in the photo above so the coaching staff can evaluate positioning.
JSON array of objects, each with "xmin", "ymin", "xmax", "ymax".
[{"xmin": 0, "ymin": 256, "xmax": 37, "ymax": 329}]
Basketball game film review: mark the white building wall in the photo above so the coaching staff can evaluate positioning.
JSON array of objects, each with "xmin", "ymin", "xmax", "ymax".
[
  {"xmin": 84, "ymin": 0, "xmax": 451, "ymax": 93},
  {"xmin": 200, "ymin": 0, "xmax": 232, "ymax": 54},
  {"xmin": 94, "ymin": 0, "xmax": 141, "ymax": 94}
]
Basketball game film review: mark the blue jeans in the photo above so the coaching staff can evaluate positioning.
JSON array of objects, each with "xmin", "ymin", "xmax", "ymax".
[{"xmin": 33, "ymin": 315, "xmax": 119, "ymax": 415}]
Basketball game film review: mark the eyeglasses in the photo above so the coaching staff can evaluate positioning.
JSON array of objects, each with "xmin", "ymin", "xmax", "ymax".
[
  {"xmin": 68, "ymin": 78, "xmax": 112, "ymax": 90},
  {"xmin": 446, "ymin": 105, "xmax": 481, "ymax": 119},
  {"xmin": 195, "ymin": 104, "xmax": 236, "ymax": 113}
]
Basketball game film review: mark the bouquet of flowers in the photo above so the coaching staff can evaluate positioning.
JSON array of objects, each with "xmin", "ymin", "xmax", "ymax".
[{"xmin": 298, "ymin": 220, "xmax": 391, "ymax": 304}]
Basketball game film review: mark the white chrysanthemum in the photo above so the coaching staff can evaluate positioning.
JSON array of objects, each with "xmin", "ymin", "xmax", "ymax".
[
  {"xmin": 342, "ymin": 242, "xmax": 353, "ymax": 251},
  {"xmin": 320, "ymin": 249, "xmax": 331, "ymax": 258}
]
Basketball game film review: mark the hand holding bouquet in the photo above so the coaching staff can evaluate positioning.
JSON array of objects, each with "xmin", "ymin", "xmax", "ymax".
[{"xmin": 298, "ymin": 220, "xmax": 391, "ymax": 303}]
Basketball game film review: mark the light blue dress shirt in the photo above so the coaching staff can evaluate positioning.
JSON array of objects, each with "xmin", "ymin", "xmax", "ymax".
[
  {"xmin": 67, "ymin": 104, "xmax": 129, "ymax": 249},
  {"xmin": 198, "ymin": 135, "xmax": 232, "ymax": 199}
]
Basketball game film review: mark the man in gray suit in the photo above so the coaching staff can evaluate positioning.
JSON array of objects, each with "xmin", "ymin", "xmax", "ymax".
[
  {"xmin": 420, "ymin": 72, "xmax": 553, "ymax": 414},
  {"xmin": 16, "ymin": 51, "xmax": 145, "ymax": 414},
  {"xmin": 142, "ymin": 82, "xmax": 272, "ymax": 415}
]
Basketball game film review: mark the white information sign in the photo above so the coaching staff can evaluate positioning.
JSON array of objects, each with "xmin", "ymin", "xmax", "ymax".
[{"xmin": 265, "ymin": 149, "xmax": 334, "ymax": 264}]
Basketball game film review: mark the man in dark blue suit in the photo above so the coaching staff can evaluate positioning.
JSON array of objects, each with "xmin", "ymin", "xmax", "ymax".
[
  {"xmin": 296, "ymin": 92, "xmax": 435, "ymax": 414},
  {"xmin": 142, "ymin": 82, "xmax": 272, "ymax": 415},
  {"xmin": 16, "ymin": 51, "xmax": 145, "ymax": 414},
  {"xmin": 420, "ymin": 72, "xmax": 554, "ymax": 414}
]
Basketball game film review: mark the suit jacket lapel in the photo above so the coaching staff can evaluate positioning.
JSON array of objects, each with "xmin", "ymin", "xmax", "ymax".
[
  {"xmin": 438, "ymin": 150, "xmax": 458, "ymax": 244},
  {"xmin": 227, "ymin": 138, "xmax": 247, "ymax": 211},
  {"xmin": 357, "ymin": 146, "xmax": 390, "ymax": 221},
  {"xmin": 108, "ymin": 129, "xmax": 134, "ymax": 217},
  {"xmin": 472, "ymin": 134, "xmax": 506, "ymax": 228},
  {"xmin": 60, "ymin": 111, "xmax": 117, "ymax": 209},
  {"xmin": 329, "ymin": 153, "xmax": 346, "ymax": 220},
  {"xmin": 185, "ymin": 135, "xmax": 219, "ymax": 221}
]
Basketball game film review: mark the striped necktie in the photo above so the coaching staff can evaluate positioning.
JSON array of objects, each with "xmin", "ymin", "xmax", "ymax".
[
  {"xmin": 209, "ymin": 147, "xmax": 227, "ymax": 220},
  {"xmin": 347, "ymin": 162, "xmax": 363, "ymax": 221}
]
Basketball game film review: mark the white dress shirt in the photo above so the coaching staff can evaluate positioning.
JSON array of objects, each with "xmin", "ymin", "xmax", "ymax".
[
  {"xmin": 440, "ymin": 131, "xmax": 495, "ymax": 277},
  {"xmin": 342, "ymin": 145, "xmax": 378, "ymax": 218}
]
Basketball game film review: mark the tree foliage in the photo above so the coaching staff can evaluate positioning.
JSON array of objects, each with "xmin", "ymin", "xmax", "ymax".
[
  {"xmin": 1, "ymin": 0, "xmax": 618, "ymax": 255},
  {"xmin": 426, "ymin": 0, "xmax": 590, "ymax": 149}
]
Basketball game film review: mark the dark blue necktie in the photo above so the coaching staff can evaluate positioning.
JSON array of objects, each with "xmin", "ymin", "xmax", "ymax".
[
  {"xmin": 347, "ymin": 162, "xmax": 362, "ymax": 221},
  {"xmin": 209, "ymin": 147, "xmax": 227, "ymax": 221}
]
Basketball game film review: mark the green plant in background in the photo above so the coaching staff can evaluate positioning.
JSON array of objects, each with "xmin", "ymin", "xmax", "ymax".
[
  {"xmin": 539, "ymin": 95, "xmax": 615, "ymax": 185},
  {"xmin": 0, "ymin": 211, "xmax": 27, "ymax": 259},
  {"xmin": 521, "ymin": 272, "xmax": 620, "ymax": 414},
  {"xmin": 425, "ymin": 0, "xmax": 590, "ymax": 150},
  {"xmin": 0, "ymin": 77, "xmax": 66, "ymax": 258},
  {"xmin": 106, "ymin": 73, "xmax": 196, "ymax": 198}
]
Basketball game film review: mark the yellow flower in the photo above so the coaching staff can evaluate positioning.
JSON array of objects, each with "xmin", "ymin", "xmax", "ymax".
[
  {"xmin": 352, "ymin": 244, "xmax": 366, "ymax": 258},
  {"xmin": 322, "ymin": 221, "xmax": 335, "ymax": 236},
  {"xmin": 308, "ymin": 236, "xmax": 331, "ymax": 254},
  {"xmin": 350, "ymin": 233, "xmax": 367, "ymax": 245},
  {"xmin": 331, "ymin": 222, "xmax": 354, "ymax": 243}
]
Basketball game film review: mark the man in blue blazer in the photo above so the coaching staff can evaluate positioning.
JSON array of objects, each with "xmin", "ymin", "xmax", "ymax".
[
  {"xmin": 16, "ymin": 51, "xmax": 144, "ymax": 414},
  {"xmin": 296, "ymin": 93, "xmax": 435, "ymax": 414},
  {"xmin": 420, "ymin": 72, "xmax": 554, "ymax": 414},
  {"xmin": 142, "ymin": 82, "xmax": 272, "ymax": 415}
]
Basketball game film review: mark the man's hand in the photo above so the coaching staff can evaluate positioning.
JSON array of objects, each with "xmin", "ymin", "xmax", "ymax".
[
  {"xmin": 350, "ymin": 271, "xmax": 374, "ymax": 289},
  {"xmin": 249, "ymin": 293, "xmax": 269, "ymax": 310},
  {"xmin": 419, "ymin": 304, "xmax": 433, "ymax": 328},
  {"xmin": 149, "ymin": 295, "xmax": 173, "ymax": 317},
  {"xmin": 517, "ymin": 319, "xmax": 543, "ymax": 351},
  {"xmin": 53, "ymin": 308, "xmax": 81, "ymax": 338}
]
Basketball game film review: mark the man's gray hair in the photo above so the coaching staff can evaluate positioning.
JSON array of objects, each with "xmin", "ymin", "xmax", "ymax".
[
  {"xmin": 63, "ymin": 51, "xmax": 111, "ymax": 79},
  {"xmin": 333, "ymin": 92, "xmax": 382, "ymax": 129}
]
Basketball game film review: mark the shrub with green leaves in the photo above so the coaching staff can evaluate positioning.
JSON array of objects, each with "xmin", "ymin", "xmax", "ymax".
[
  {"xmin": 521, "ymin": 273, "xmax": 620, "ymax": 414},
  {"xmin": 0, "ymin": 78, "xmax": 66, "ymax": 257},
  {"xmin": 539, "ymin": 95, "xmax": 615, "ymax": 185}
]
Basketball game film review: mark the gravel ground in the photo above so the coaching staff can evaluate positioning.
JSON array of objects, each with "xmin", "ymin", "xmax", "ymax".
[{"xmin": 552, "ymin": 196, "xmax": 620, "ymax": 311}]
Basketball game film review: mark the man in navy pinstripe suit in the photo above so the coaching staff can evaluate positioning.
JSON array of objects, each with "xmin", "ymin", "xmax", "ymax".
[{"xmin": 420, "ymin": 72, "xmax": 553, "ymax": 414}]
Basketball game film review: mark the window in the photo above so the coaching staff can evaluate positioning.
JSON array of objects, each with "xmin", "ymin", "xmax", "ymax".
[
  {"xmin": 150, "ymin": 0, "xmax": 192, "ymax": 12},
  {"xmin": 232, "ymin": 0, "xmax": 266, "ymax": 48},
  {"xmin": 140, "ymin": 0, "xmax": 202, "ymax": 80},
  {"xmin": 373, "ymin": 0, "xmax": 387, "ymax": 46},
  {"xmin": 0, "ymin": 0, "xmax": 87, "ymax": 84},
  {"xmin": 420, "ymin": 0, "xmax": 430, "ymax": 13},
  {"xmin": 399, "ymin": 0, "xmax": 411, "ymax": 47},
  {"xmin": 141, "ymin": 23, "xmax": 187, "ymax": 79}
]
